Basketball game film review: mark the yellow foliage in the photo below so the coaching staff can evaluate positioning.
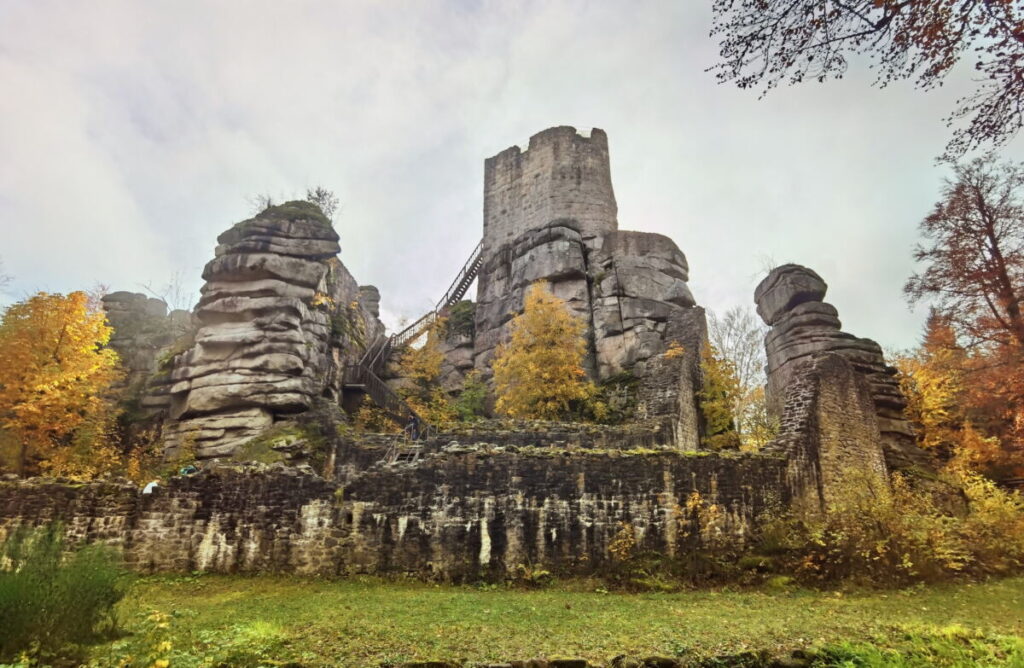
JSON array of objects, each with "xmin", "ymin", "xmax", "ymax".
[
  {"xmin": 353, "ymin": 395, "xmax": 400, "ymax": 433},
  {"xmin": 310, "ymin": 292, "xmax": 334, "ymax": 308},
  {"xmin": 664, "ymin": 340, "xmax": 685, "ymax": 359},
  {"xmin": 491, "ymin": 282, "xmax": 595, "ymax": 420},
  {"xmin": 894, "ymin": 318, "xmax": 965, "ymax": 455},
  {"xmin": 740, "ymin": 386, "xmax": 777, "ymax": 451},
  {"xmin": 769, "ymin": 467, "xmax": 1024, "ymax": 584},
  {"xmin": 0, "ymin": 291, "xmax": 123, "ymax": 476},
  {"xmin": 698, "ymin": 342, "xmax": 742, "ymax": 450},
  {"xmin": 396, "ymin": 319, "xmax": 456, "ymax": 425},
  {"xmin": 608, "ymin": 522, "xmax": 637, "ymax": 562},
  {"xmin": 895, "ymin": 313, "xmax": 1023, "ymax": 477}
]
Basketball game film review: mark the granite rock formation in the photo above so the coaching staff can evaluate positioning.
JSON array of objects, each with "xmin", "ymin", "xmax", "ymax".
[
  {"xmin": 471, "ymin": 128, "xmax": 703, "ymax": 378},
  {"xmin": 101, "ymin": 292, "xmax": 194, "ymax": 396},
  {"xmin": 590, "ymin": 231, "xmax": 696, "ymax": 377},
  {"xmin": 462, "ymin": 127, "xmax": 707, "ymax": 446},
  {"xmin": 473, "ymin": 222, "xmax": 594, "ymax": 375},
  {"xmin": 151, "ymin": 202, "xmax": 382, "ymax": 459},
  {"xmin": 755, "ymin": 264, "xmax": 931, "ymax": 472}
]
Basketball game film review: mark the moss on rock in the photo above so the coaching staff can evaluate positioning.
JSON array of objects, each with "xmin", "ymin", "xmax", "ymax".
[{"xmin": 256, "ymin": 200, "xmax": 332, "ymax": 227}]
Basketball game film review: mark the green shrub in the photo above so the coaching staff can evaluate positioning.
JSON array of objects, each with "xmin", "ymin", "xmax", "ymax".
[
  {"xmin": 0, "ymin": 523, "xmax": 131, "ymax": 662},
  {"xmin": 454, "ymin": 371, "xmax": 488, "ymax": 421},
  {"xmin": 444, "ymin": 300, "xmax": 476, "ymax": 339}
]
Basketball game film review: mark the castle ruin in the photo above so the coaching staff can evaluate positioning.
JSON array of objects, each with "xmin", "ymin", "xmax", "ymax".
[{"xmin": 0, "ymin": 126, "xmax": 939, "ymax": 578}]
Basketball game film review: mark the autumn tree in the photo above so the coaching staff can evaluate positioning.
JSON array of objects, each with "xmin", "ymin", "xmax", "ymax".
[
  {"xmin": 698, "ymin": 342, "xmax": 742, "ymax": 450},
  {"xmin": 396, "ymin": 319, "xmax": 456, "ymax": 425},
  {"xmin": 903, "ymin": 313, "xmax": 966, "ymax": 451},
  {"xmin": 0, "ymin": 291, "xmax": 123, "ymax": 477},
  {"xmin": 903, "ymin": 157, "xmax": 1024, "ymax": 475},
  {"xmin": 491, "ymin": 282, "xmax": 594, "ymax": 419},
  {"xmin": 896, "ymin": 312, "xmax": 1024, "ymax": 478},
  {"xmin": 707, "ymin": 306, "xmax": 774, "ymax": 448},
  {"xmin": 710, "ymin": 0, "xmax": 1024, "ymax": 158},
  {"xmin": 895, "ymin": 312, "xmax": 968, "ymax": 459},
  {"xmin": 906, "ymin": 156, "xmax": 1024, "ymax": 348}
]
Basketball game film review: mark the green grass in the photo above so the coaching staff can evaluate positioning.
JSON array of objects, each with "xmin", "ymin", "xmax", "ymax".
[{"xmin": 86, "ymin": 576, "xmax": 1024, "ymax": 666}]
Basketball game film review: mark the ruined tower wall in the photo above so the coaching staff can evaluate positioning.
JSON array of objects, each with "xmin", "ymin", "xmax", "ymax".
[
  {"xmin": 765, "ymin": 353, "xmax": 890, "ymax": 509},
  {"xmin": 483, "ymin": 126, "xmax": 618, "ymax": 254}
]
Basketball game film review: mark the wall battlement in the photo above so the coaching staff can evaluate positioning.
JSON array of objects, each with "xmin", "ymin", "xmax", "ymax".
[{"xmin": 483, "ymin": 126, "xmax": 618, "ymax": 253}]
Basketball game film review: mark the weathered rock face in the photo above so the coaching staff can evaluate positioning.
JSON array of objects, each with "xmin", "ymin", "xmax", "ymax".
[
  {"xmin": 755, "ymin": 264, "xmax": 930, "ymax": 472},
  {"xmin": 591, "ymin": 231, "xmax": 696, "ymax": 378},
  {"xmin": 456, "ymin": 127, "xmax": 708, "ymax": 444},
  {"xmin": 101, "ymin": 291, "xmax": 195, "ymax": 405},
  {"xmin": 150, "ymin": 202, "xmax": 382, "ymax": 459},
  {"xmin": 473, "ymin": 222, "xmax": 594, "ymax": 374},
  {"xmin": 358, "ymin": 285, "xmax": 381, "ymax": 319}
]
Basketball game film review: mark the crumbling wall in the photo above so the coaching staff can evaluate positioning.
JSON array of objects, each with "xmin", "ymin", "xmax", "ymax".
[
  {"xmin": 342, "ymin": 450, "xmax": 786, "ymax": 579},
  {"xmin": 0, "ymin": 469, "xmax": 340, "ymax": 575},
  {"xmin": 764, "ymin": 353, "xmax": 889, "ymax": 509},
  {"xmin": 0, "ymin": 448, "xmax": 788, "ymax": 578},
  {"xmin": 634, "ymin": 308, "xmax": 707, "ymax": 450}
]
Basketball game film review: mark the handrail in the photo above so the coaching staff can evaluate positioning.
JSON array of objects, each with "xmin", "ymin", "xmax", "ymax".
[
  {"xmin": 381, "ymin": 241, "xmax": 483, "ymax": 351},
  {"xmin": 435, "ymin": 240, "xmax": 483, "ymax": 311},
  {"xmin": 344, "ymin": 240, "xmax": 481, "ymax": 443}
]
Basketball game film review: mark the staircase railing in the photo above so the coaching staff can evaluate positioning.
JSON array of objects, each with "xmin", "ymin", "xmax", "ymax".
[
  {"xmin": 435, "ymin": 239, "xmax": 483, "ymax": 312},
  {"xmin": 343, "ymin": 240, "xmax": 482, "ymax": 444},
  {"xmin": 388, "ymin": 240, "xmax": 483, "ymax": 348}
]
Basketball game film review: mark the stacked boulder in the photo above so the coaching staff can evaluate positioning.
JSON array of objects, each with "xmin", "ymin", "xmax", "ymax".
[
  {"xmin": 158, "ymin": 202, "xmax": 379, "ymax": 459},
  {"xmin": 590, "ymin": 231, "xmax": 696, "ymax": 377},
  {"xmin": 755, "ymin": 264, "xmax": 930, "ymax": 471}
]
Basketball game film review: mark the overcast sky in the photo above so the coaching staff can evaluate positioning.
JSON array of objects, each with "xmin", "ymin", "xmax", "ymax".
[{"xmin": 2, "ymin": 0, "xmax": 1022, "ymax": 351}]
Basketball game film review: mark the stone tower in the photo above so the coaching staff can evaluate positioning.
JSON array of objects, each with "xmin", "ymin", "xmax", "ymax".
[
  {"xmin": 467, "ymin": 126, "xmax": 706, "ymax": 448},
  {"xmin": 483, "ymin": 126, "xmax": 618, "ymax": 253}
]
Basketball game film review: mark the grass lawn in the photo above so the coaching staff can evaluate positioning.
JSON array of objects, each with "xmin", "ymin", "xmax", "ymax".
[{"xmin": 88, "ymin": 575, "xmax": 1024, "ymax": 666}]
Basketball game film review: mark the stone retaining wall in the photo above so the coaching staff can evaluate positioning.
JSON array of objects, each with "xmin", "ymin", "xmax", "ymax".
[{"xmin": 0, "ymin": 449, "xmax": 788, "ymax": 578}]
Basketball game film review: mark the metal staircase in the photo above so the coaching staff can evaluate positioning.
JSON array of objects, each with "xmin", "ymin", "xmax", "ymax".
[
  {"xmin": 390, "ymin": 240, "xmax": 483, "ymax": 348},
  {"xmin": 342, "ymin": 240, "xmax": 483, "ymax": 435}
]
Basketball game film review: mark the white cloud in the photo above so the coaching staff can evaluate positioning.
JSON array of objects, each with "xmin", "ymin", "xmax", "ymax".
[{"xmin": 0, "ymin": 0, "xmax": 1021, "ymax": 349}]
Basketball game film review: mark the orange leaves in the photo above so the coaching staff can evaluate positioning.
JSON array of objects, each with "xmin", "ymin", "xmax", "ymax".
[
  {"xmin": 0, "ymin": 291, "xmax": 123, "ymax": 475},
  {"xmin": 896, "ymin": 312, "xmax": 1024, "ymax": 478},
  {"xmin": 491, "ymin": 282, "xmax": 594, "ymax": 420}
]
